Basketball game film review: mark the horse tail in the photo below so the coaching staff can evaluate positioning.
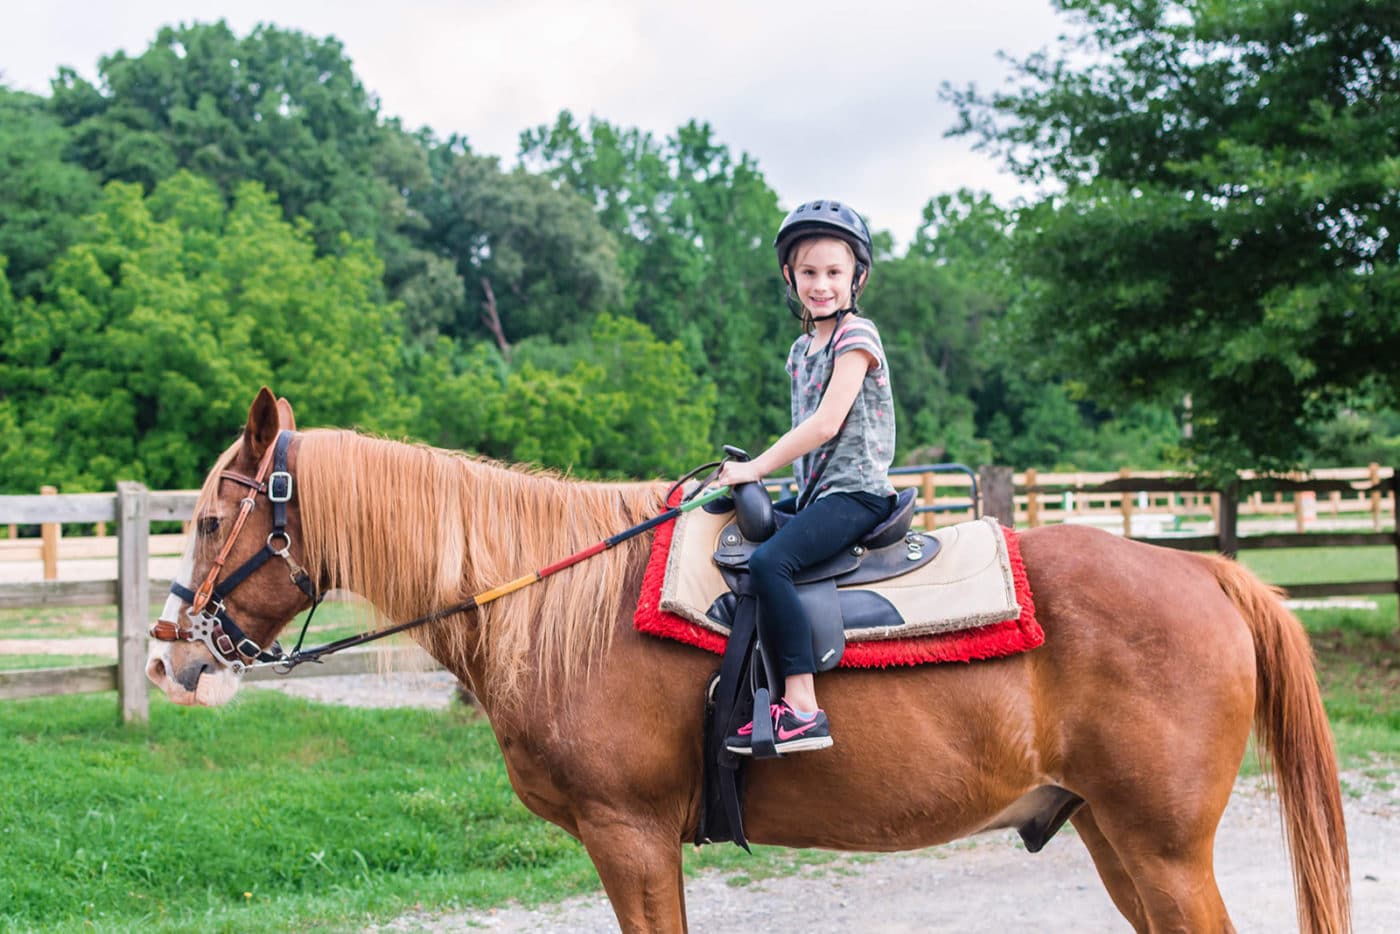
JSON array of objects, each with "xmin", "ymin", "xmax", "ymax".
[{"xmin": 1210, "ymin": 555, "xmax": 1351, "ymax": 934}]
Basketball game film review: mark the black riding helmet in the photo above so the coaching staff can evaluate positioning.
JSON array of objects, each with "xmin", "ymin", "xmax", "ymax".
[{"xmin": 773, "ymin": 200, "xmax": 873, "ymax": 321}]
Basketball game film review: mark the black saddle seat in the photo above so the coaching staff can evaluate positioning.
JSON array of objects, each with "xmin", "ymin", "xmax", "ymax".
[
  {"xmin": 862, "ymin": 487, "xmax": 917, "ymax": 549},
  {"xmin": 733, "ymin": 485, "xmax": 917, "ymax": 547}
]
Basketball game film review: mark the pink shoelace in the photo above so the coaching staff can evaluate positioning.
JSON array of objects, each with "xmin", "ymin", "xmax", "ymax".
[{"xmin": 736, "ymin": 703, "xmax": 787, "ymax": 736}]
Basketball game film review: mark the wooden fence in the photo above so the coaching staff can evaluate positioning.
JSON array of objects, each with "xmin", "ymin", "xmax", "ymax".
[
  {"xmin": 0, "ymin": 485, "xmax": 426, "ymax": 722},
  {"xmin": 2, "ymin": 464, "xmax": 1396, "ymax": 721},
  {"xmin": 977, "ymin": 467, "xmax": 1400, "ymax": 617}
]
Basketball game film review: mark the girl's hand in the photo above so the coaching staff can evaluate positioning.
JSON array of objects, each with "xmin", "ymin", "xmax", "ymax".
[{"xmin": 714, "ymin": 459, "xmax": 762, "ymax": 488}]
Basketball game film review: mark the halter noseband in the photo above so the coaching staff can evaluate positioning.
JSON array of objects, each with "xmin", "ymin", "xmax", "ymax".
[{"xmin": 149, "ymin": 429, "xmax": 320, "ymax": 673}]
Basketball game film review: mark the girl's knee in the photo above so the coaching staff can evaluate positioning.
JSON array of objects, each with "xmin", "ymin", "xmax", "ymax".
[{"xmin": 747, "ymin": 545, "xmax": 794, "ymax": 584}]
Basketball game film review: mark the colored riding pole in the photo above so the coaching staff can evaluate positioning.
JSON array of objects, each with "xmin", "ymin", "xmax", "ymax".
[
  {"xmin": 480, "ymin": 483, "xmax": 732, "ymax": 601},
  {"xmin": 274, "ymin": 483, "xmax": 733, "ymax": 669}
]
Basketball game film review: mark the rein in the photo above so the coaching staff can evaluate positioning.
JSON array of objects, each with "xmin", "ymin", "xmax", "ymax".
[{"xmin": 152, "ymin": 436, "xmax": 733, "ymax": 675}]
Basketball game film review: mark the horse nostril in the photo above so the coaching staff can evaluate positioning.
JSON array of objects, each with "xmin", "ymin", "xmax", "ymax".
[
  {"xmin": 174, "ymin": 661, "xmax": 213, "ymax": 692},
  {"xmin": 146, "ymin": 657, "xmax": 167, "ymax": 684}
]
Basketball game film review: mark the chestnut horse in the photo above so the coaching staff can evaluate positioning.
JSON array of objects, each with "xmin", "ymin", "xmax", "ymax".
[{"xmin": 147, "ymin": 389, "xmax": 1350, "ymax": 932}]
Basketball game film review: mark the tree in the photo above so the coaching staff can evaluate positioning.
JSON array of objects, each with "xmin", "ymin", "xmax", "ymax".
[
  {"xmin": 0, "ymin": 261, "xmax": 49, "ymax": 493},
  {"xmin": 45, "ymin": 21, "xmax": 449, "ymax": 340},
  {"xmin": 948, "ymin": 0, "xmax": 1400, "ymax": 471},
  {"xmin": 548, "ymin": 313, "xmax": 716, "ymax": 478},
  {"xmin": 413, "ymin": 315, "xmax": 716, "ymax": 479},
  {"xmin": 413, "ymin": 137, "xmax": 624, "ymax": 350},
  {"xmin": 865, "ymin": 193, "xmax": 1008, "ymax": 463},
  {"xmin": 0, "ymin": 87, "xmax": 100, "ymax": 299},
  {"xmin": 0, "ymin": 172, "xmax": 408, "ymax": 492},
  {"xmin": 521, "ymin": 113, "xmax": 787, "ymax": 450}
]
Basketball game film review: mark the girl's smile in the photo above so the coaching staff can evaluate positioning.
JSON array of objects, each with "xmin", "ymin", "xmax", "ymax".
[{"xmin": 789, "ymin": 238, "xmax": 858, "ymax": 318}]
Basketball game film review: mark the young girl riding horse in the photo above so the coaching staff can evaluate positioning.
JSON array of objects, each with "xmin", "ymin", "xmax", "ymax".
[{"xmin": 715, "ymin": 200, "xmax": 897, "ymax": 755}]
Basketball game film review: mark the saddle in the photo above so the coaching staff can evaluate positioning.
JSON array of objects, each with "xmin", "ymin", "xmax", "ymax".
[
  {"xmin": 697, "ymin": 483, "xmax": 937, "ymax": 850},
  {"xmin": 709, "ymin": 484, "xmax": 937, "ymax": 677}
]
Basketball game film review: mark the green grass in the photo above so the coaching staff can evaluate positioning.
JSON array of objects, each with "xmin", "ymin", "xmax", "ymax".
[
  {"xmin": 0, "ymin": 691, "xmax": 815, "ymax": 932},
  {"xmin": 1237, "ymin": 543, "xmax": 1394, "ymax": 585},
  {"xmin": 0, "ymin": 606, "xmax": 117, "ymax": 640},
  {"xmin": 0, "ymin": 655, "xmax": 112, "ymax": 671},
  {"xmin": 1232, "ymin": 546, "xmax": 1400, "ymax": 768},
  {"xmin": 1, "ymin": 546, "xmax": 1396, "ymax": 930},
  {"xmin": 0, "ymin": 692, "xmax": 595, "ymax": 932}
]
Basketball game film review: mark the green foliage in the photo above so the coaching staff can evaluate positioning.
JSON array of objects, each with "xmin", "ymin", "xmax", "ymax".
[
  {"xmin": 1311, "ymin": 407, "xmax": 1400, "ymax": 468},
  {"xmin": 413, "ymin": 137, "xmax": 624, "ymax": 346},
  {"xmin": 0, "ymin": 692, "xmax": 600, "ymax": 930},
  {"xmin": 521, "ymin": 114, "xmax": 787, "ymax": 450},
  {"xmin": 412, "ymin": 315, "xmax": 715, "ymax": 478},
  {"xmin": 12, "ymin": 10, "xmax": 1388, "ymax": 487},
  {"xmin": 864, "ymin": 194, "xmax": 1007, "ymax": 463},
  {"xmin": 0, "ymin": 87, "xmax": 101, "ymax": 300},
  {"xmin": 949, "ymin": 0, "xmax": 1400, "ymax": 472},
  {"xmin": 0, "ymin": 173, "xmax": 408, "ymax": 492},
  {"xmin": 45, "ymin": 21, "xmax": 450, "ymax": 339},
  {"xmin": 544, "ymin": 313, "xmax": 717, "ymax": 478}
]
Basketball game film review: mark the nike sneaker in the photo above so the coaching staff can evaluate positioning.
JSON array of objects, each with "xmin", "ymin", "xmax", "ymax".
[{"xmin": 725, "ymin": 700, "xmax": 833, "ymax": 755}]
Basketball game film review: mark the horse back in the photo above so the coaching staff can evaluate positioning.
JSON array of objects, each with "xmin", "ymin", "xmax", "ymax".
[{"xmin": 737, "ymin": 524, "xmax": 1258, "ymax": 851}]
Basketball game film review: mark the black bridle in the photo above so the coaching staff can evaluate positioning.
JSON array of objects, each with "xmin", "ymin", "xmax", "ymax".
[{"xmin": 150, "ymin": 430, "xmax": 321, "ymax": 673}]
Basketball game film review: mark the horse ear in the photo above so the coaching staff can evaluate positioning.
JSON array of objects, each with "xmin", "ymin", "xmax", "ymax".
[
  {"xmin": 244, "ymin": 387, "xmax": 280, "ymax": 463},
  {"xmin": 275, "ymin": 397, "xmax": 296, "ymax": 432}
]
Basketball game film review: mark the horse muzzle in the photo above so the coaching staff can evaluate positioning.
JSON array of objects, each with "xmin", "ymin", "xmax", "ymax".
[{"xmin": 146, "ymin": 634, "xmax": 241, "ymax": 706}]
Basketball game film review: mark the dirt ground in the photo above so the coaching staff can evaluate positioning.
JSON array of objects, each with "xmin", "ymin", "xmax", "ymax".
[
  {"xmin": 241, "ymin": 673, "xmax": 1398, "ymax": 934},
  {"xmin": 369, "ymin": 775, "xmax": 1396, "ymax": 933}
]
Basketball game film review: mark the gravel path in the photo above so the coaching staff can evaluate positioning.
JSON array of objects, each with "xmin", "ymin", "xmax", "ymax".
[
  {"xmin": 249, "ymin": 673, "xmax": 1399, "ymax": 933},
  {"xmin": 374, "ymin": 776, "xmax": 1397, "ymax": 933}
]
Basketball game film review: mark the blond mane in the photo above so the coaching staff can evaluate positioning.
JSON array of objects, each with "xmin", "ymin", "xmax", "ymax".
[{"xmin": 294, "ymin": 430, "xmax": 668, "ymax": 709}]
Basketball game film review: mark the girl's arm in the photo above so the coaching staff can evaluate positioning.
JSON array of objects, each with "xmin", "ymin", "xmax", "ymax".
[{"xmin": 715, "ymin": 348, "xmax": 876, "ymax": 487}]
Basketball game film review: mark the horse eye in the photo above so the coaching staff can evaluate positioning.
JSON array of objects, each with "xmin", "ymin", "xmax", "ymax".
[{"xmin": 197, "ymin": 515, "xmax": 221, "ymax": 536}]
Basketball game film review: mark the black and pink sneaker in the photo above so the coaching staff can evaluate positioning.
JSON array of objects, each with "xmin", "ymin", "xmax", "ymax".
[{"xmin": 725, "ymin": 700, "xmax": 833, "ymax": 756}]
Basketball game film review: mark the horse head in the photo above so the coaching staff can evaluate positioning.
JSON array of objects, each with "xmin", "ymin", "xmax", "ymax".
[{"xmin": 146, "ymin": 387, "xmax": 316, "ymax": 706}]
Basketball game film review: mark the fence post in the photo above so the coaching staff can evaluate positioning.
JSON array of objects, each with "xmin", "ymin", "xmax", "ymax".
[
  {"xmin": 1371, "ymin": 463, "xmax": 1382, "ymax": 531},
  {"xmin": 1393, "ymin": 468, "xmax": 1400, "ymax": 632},
  {"xmin": 920, "ymin": 472, "xmax": 937, "ymax": 531},
  {"xmin": 117, "ymin": 482, "xmax": 150, "ymax": 724},
  {"xmin": 41, "ymin": 485, "xmax": 59, "ymax": 579},
  {"xmin": 1119, "ymin": 468, "xmax": 1133, "ymax": 537},
  {"xmin": 1025, "ymin": 468, "xmax": 1040, "ymax": 528},
  {"xmin": 977, "ymin": 465, "xmax": 1015, "ymax": 528},
  {"xmin": 1217, "ymin": 478, "xmax": 1240, "ymax": 558}
]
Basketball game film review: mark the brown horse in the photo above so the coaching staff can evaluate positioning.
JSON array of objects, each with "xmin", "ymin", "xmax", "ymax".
[{"xmin": 147, "ymin": 389, "xmax": 1351, "ymax": 933}]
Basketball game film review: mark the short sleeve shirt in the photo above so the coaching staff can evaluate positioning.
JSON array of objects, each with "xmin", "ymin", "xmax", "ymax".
[{"xmin": 787, "ymin": 314, "xmax": 896, "ymax": 505}]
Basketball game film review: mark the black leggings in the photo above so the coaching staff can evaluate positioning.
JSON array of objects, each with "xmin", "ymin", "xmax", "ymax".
[{"xmin": 748, "ymin": 490, "xmax": 895, "ymax": 681}]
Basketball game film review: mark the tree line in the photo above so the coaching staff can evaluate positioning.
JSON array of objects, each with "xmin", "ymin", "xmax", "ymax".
[{"xmin": 2, "ymin": 0, "xmax": 1396, "ymax": 493}]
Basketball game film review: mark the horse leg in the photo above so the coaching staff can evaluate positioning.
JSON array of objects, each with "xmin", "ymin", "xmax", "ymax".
[
  {"xmin": 1070, "ymin": 806, "xmax": 1147, "ymax": 932},
  {"xmin": 577, "ymin": 813, "xmax": 687, "ymax": 933},
  {"xmin": 1082, "ymin": 802, "xmax": 1233, "ymax": 933}
]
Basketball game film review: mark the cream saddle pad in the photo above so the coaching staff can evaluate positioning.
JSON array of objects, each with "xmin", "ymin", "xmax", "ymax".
[{"xmin": 661, "ymin": 507, "xmax": 1021, "ymax": 640}]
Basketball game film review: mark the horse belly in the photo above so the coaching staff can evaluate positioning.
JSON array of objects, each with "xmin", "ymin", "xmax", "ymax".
[{"xmin": 738, "ymin": 659, "xmax": 1043, "ymax": 852}]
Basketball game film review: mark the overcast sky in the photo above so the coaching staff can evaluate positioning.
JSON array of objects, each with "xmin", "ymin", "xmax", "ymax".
[{"xmin": 1, "ymin": 0, "xmax": 1070, "ymax": 244}]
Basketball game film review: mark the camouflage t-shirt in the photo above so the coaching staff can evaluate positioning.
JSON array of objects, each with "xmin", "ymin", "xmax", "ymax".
[{"xmin": 787, "ymin": 314, "xmax": 896, "ymax": 506}]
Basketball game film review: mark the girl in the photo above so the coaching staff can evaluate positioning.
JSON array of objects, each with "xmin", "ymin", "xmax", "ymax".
[{"xmin": 718, "ymin": 200, "xmax": 897, "ymax": 755}]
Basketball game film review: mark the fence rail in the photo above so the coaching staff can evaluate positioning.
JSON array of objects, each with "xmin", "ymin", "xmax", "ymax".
[{"xmin": 971, "ymin": 467, "xmax": 1400, "ymax": 621}]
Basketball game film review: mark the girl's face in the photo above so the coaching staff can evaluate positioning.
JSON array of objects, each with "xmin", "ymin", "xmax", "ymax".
[{"xmin": 787, "ymin": 238, "xmax": 862, "ymax": 317}]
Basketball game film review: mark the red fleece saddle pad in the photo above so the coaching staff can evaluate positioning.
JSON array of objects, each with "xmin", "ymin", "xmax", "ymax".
[{"xmin": 634, "ymin": 498, "xmax": 1044, "ymax": 668}]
